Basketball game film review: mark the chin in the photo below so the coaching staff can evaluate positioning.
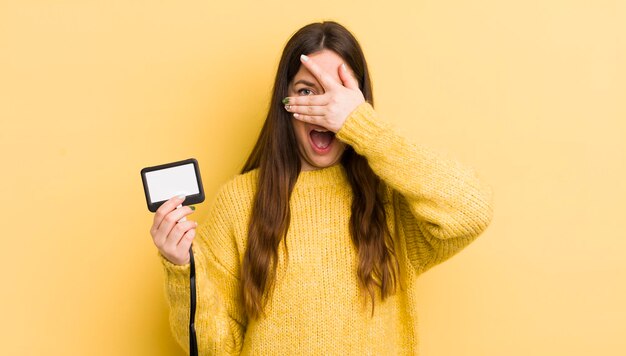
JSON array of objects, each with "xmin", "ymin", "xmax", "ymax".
[
  {"xmin": 303, "ymin": 143, "xmax": 346, "ymax": 169},
  {"xmin": 308, "ymin": 156, "xmax": 342, "ymax": 169}
]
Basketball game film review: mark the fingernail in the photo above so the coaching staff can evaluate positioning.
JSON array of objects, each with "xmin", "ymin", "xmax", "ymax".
[
  {"xmin": 189, "ymin": 205, "xmax": 196, "ymax": 211},
  {"xmin": 284, "ymin": 105, "xmax": 291, "ymax": 111},
  {"xmin": 300, "ymin": 54, "xmax": 309, "ymax": 62},
  {"xmin": 341, "ymin": 63, "xmax": 347, "ymax": 71},
  {"xmin": 282, "ymin": 97, "xmax": 290, "ymax": 104},
  {"xmin": 176, "ymin": 194, "xmax": 185, "ymax": 200},
  {"xmin": 195, "ymin": 221, "xmax": 198, "ymax": 227},
  {"xmin": 293, "ymin": 113, "xmax": 299, "ymax": 118}
]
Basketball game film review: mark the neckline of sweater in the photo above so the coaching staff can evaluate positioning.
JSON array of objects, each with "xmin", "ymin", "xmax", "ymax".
[{"xmin": 294, "ymin": 163, "xmax": 348, "ymax": 189}]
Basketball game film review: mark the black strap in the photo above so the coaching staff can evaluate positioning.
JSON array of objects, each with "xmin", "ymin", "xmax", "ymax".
[{"xmin": 189, "ymin": 245, "xmax": 198, "ymax": 356}]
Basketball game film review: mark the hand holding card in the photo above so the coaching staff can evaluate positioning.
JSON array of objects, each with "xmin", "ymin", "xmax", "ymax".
[{"xmin": 141, "ymin": 158, "xmax": 205, "ymax": 265}]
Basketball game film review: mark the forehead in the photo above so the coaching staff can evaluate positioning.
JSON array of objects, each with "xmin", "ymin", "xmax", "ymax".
[{"xmin": 293, "ymin": 49, "xmax": 345, "ymax": 84}]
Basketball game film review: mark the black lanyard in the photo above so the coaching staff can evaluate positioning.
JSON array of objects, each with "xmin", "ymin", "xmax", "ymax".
[{"xmin": 189, "ymin": 245, "xmax": 198, "ymax": 356}]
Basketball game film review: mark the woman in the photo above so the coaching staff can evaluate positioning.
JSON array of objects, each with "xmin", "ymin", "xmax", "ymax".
[{"xmin": 150, "ymin": 21, "xmax": 493, "ymax": 355}]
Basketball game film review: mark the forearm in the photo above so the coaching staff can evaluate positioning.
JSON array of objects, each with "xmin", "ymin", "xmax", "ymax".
[
  {"xmin": 160, "ymin": 248, "xmax": 244, "ymax": 355},
  {"xmin": 336, "ymin": 102, "xmax": 493, "ymax": 243}
]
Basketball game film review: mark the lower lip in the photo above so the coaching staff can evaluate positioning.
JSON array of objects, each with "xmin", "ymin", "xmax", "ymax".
[{"xmin": 308, "ymin": 133, "xmax": 334, "ymax": 154}]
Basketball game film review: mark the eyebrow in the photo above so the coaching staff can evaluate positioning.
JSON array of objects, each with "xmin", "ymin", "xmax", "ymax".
[{"xmin": 293, "ymin": 79, "xmax": 318, "ymax": 88}]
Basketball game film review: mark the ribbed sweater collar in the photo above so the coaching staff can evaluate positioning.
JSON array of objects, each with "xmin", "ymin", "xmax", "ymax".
[{"xmin": 294, "ymin": 163, "xmax": 348, "ymax": 189}]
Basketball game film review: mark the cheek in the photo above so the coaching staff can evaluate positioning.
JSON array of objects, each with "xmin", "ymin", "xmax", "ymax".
[{"xmin": 291, "ymin": 119, "xmax": 307, "ymax": 141}]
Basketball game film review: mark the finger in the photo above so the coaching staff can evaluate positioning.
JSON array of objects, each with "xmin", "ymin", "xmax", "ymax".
[
  {"xmin": 177, "ymin": 228, "xmax": 196, "ymax": 250},
  {"xmin": 164, "ymin": 220, "xmax": 197, "ymax": 252},
  {"xmin": 285, "ymin": 104, "xmax": 326, "ymax": 116},
  {"xmin": 292, "ymin": 112, "xmax": 324, "ymax": 126},
  {"xmin": 172, "ymin": 228, "xmax": 196, "ymax": 265},
  {"xmin": 283, "ymin": 94, "xmax": 328, "ymax": 106},
  {"xmin": 152, "ymin": 195, "xmax": 185, "ymax": 234},
  {"xmin": 300, "ymin": 54, "xmax": 339, "ymax": 90},
  {"xmin": 338, "ymin": 63, "xmax": 360, "ymax": 90},
  {"xmin": 155, "ymin": 206, "xmax": 195, "ymax": 241}
]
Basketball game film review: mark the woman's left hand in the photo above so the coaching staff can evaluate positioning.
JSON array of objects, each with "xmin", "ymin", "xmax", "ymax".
[{"xmin": 283, "ymin": 54, "xmax": 365, "ymax": 133}]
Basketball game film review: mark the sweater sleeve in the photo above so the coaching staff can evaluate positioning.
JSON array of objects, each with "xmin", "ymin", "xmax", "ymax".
[
  {"xmin": 160, "ymin": 184, "xmax": 246, "ymax": 355},
  {"xmin": 335, "ymin": 102, "xmax": 494, "ymax": 275}
]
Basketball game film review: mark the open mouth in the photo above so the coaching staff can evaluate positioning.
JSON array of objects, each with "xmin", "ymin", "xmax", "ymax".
[{"xmin": 309, "ymin": 128, "xmax": 335, "ymax": 152}]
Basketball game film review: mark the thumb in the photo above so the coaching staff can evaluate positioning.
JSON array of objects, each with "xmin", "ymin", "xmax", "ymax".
[{"xmin": 339, "ymin": 63, "xmax": 359, "ymax": 90}]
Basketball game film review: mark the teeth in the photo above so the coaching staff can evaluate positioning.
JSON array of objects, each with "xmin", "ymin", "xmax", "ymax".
[{"xmin": 313, "ymin": 129, "xmax": 329, "ymax": 132}]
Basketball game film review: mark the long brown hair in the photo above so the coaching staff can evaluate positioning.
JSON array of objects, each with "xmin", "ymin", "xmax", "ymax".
[{"xmin": 241, "ymin": 21, "xmax": 398, "ymax": 319}]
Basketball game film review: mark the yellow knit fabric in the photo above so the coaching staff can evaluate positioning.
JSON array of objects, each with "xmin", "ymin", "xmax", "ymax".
[{"xmin": 160, "ymin": 102, "xmax": 494, "ymax": 355}]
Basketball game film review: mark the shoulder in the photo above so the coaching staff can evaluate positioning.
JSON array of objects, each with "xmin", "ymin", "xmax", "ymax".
[
  {"xmin": 216, "ymin": 168, "xmax": 258, "ymax": 202},
  {"xmin": 197, "ymin": 170, "xmax": 259, "ymax": 276},
  {"xmin": 199, "ymin": 168, "xmax": 257, "ymax": 246},
  {"xmin": 209, "ymin": 168, "xmax": 258, "ymax": 217}
]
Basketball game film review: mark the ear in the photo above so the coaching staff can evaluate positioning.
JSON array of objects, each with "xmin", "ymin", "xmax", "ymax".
[{"xmin": 338, "ymin": 63, "xmax": 359, "ymax": 90}]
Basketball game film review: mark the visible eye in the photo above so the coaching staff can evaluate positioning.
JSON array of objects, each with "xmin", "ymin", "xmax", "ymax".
[{"xmin": 297, "ymin": 88, "xmax": 314, "ymax": 96}]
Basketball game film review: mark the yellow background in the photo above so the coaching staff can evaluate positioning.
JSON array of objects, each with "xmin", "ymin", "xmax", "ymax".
[{"xmin": 1, "ymin": 0, "xmax": 624, "ymax": 355}]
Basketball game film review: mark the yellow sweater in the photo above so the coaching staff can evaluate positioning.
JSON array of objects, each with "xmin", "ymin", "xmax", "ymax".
[{"xmin": 160, "ymin": 102, "xmax": 494, "ymax": 355}]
